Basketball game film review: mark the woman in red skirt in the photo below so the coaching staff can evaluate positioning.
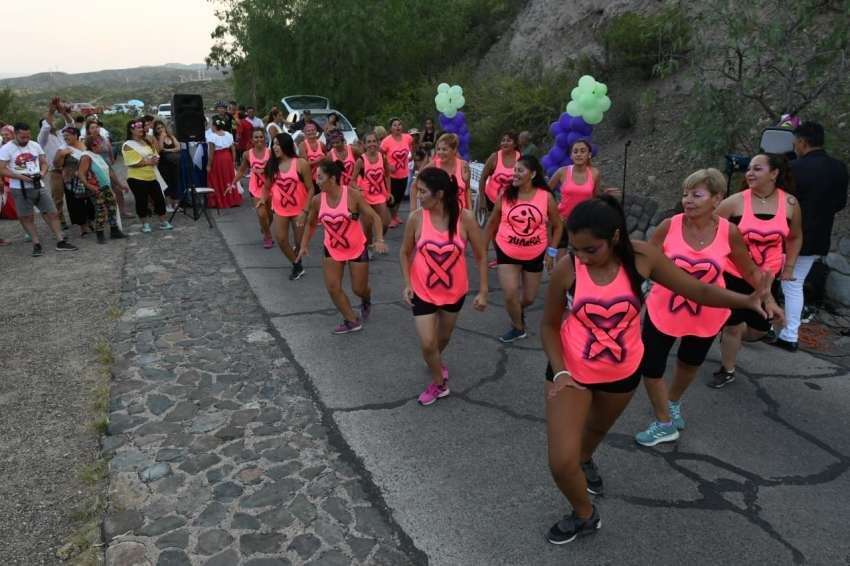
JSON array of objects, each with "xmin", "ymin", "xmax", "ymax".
[{"xmin": 206, "ymin": 116, "xmax": 242, "ymax": 208}]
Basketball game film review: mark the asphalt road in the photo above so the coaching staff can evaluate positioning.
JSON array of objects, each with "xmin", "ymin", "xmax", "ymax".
[{"xmin": 211, "ymin": 201, "xmax": 850, "ymax": 566}]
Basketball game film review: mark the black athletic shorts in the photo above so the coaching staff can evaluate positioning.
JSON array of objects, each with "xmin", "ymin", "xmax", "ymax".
[
  {"xmin": 494, "ymin": 242, "xmax": 545, "ymax": 273},
  {"xmin": 323, "ymin": 245, "xmax": 369, "ymax": 263},
  {"xmin": 545, "ymin": 364, "xmax": 641, "ymax": 393},
  {"xmin": 390, "ymin": 178, "xmax": 407, "ymax": 206},
  {"xmin": 411, "ymin": 293, "xmax": 465, "ymax": 316},
  {"xmin": 722, "ymin": 273, "xmax": 771, "ymax": 332},
  {"xmin": 639, "ymin": 313, "xmax": 717, "ymax": 378}
]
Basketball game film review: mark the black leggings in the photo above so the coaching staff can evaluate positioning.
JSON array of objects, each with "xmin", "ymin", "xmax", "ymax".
[{"xmin": 128, "ymin": 178, "xmax": 166, "ymax": 219}]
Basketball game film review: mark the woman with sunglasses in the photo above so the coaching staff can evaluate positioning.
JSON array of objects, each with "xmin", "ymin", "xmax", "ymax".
[
  {"xmin": 122, "ymin": 119, "xmax": 172, "ymax": 232},
  {"xmin": 541, "ymin": 195, "xmax": 772, "ymax": 545},
  {"xmin": 206, "ymin": 116, "xmax": 242, "ymax": 209},
  {"xmin": 297, "ymin": 159, "xmax": 387, "ymax": 334},
  {"xmin": 232, "ymin": 128, "xmax": 273, "ymax": 248}
]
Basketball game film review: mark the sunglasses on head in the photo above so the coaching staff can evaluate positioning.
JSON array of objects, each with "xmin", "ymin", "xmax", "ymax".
[{"xmin": 131, "ymin": 122, "xmax": 143, "ymax": 129}]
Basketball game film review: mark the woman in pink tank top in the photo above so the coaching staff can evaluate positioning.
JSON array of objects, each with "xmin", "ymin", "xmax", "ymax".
[
  {"xmin": 479, "ymin": 131, "xmax": 520, "ymax": 213},
  {"xmin": 427, "ymin": 133, "xmax": 471, "ymax": 210},
  {"xmin": 297, "ymin": 121, "xmax": 326, "ymax": 182},
  {"xmin": 261, "ymin": 132, "xmax": 316, "ymax": 281},
  {"xmin": 400, "ymin": 167, "xmax": 488, "ymax": 407},
  {"xmin": 297, "ymin": 159, "xmax": 387, "ymax": 335},
  {"xmin": 351, "ymin": 131, "xmax": 392, "ymax": 248},
  {"xmin": 327, "ymin": 130, "xmax": 359, "ymax": 187},
  {"xmin": 483, "ymin": 155, "xmax": 562, "ymax": 342},
  {"xmin": 634, "ymin": 169, "xmax": 784, "ymax": 447},
  {"xmin": 381, "ymin": 118, "xmax": 414, "ymax": 228},
  {"xmin": 547, "ymin": 140, "xmax": 605, "ymax": 259},
  {"xmin": 712, "ymin": 153, "xmax": 802, "ymax": 388},
  {"xmin": 541, "ymin": 195, "xmax": 773, "ymax": 544},
  {"xmin": 232, "ymin": 128, "xmax": 273, "ymax": 248}
]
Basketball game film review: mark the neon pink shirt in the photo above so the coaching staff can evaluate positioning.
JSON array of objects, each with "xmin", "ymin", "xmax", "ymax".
[
  {"xmin": 381, "ymin": 133, "xmax": 413, "ymax": 179},
  {"xmin": 271, "ymin": 159, "xmax": 307, "ymax": 217},
  {"xmin": 247, "ymin": 147, "xmax": 270, "ymax": 198},
  {"xmin": 495, "ymin": 188, "xmax": 549, "ymax": 260},
  {"xmin": 484, "ymin": 150, "xmax": 518, "ymax": 203},
  {"xmin": 558, "ymin": 166, "xmax": 594, "ymax": 221},
  {"xmin": 319, "ymin": 187, "xmax": 367, "ymax": 262},
  {"xmin": 726, "ymin": 188, "xmax": 790, "ymax": 277},
  {"xmin": 410, "ymin": 209, "xmax": 468, "ymax": 305},
  {"xmin": 361, "ymin": 152, "xmax": 388, "ymax": 205}
]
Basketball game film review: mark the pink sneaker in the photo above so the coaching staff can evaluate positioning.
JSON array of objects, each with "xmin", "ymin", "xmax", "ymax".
[
  {"xmin": 333, "ymin": 319, "xmax": 363, "ymax": 335},
  {"xmin": 487, "ymin": 258, "xmax": 498, "ymax": 269},
  {"xmin": 262, "ymin": 236, "xmax": 274, "ymax": 249},
  {"xmin": 389, "ymin": 218, "xmax": 400, "ymax": 229},
  {"xmin": 418, "ymin": 382, "xmax": 450, "ymax": 406}
]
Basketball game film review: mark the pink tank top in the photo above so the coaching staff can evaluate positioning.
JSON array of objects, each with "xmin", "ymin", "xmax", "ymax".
[
  {"xmin": 361, "ymin": 153, "xmax": 388, "ymax": 205},
  {"xmin": 495, "ymin": 188, "xmax": 549, "ymax": 260},
  {"xmin": 271, "ymin": 159, "xmax": 308, "ymax": 217},
  {"xmin": 247, "ymin": 147, "xmax": 270, "ymax": 198},
  {"xmin": 433, "ymin": 156, "xmax": 468, "ymax": 210},
  {"xmin": 561, "ymin": 258, "xmax": 643, "ymax": 384},
  {"xmin": 303, "ymin": 139, "xmax": 325, "ymax": 181},
  {"xmin": 726, "ymin": 189, "xmax": 790, "ymax": 277},
  {"xmin": 484, "ymin": 150, "xmax": 519, "ymax": 203},
  {"xmin": 558, "ymin": 166, "xmax": 594, "ymax": 220},
  {"xmin": 381, "ymin": 134, "xmax": 413, "ymax": 179},
  {"xmin": 332, "ymin": 145, "xmax": 356, "ymax": 186},
  {"xmin": 646, "ymin": 214, "xmax": 731, "ymax": 338},
  {"xmin": 319, "ymin": 187, "xmax": 367, "ymax": 262},
  {"xmin": 410, "ymin": 209, "xmax": 468, "ymax": 305}
]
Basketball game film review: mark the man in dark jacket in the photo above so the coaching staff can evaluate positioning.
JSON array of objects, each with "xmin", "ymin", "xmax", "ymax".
[{"xmin": 773, "ymin": 122, "xmax": 848, "ymax": 351}]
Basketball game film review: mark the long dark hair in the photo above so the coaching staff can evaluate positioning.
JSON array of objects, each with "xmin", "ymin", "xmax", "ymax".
[
  {"xmin": 745, "ymin": 152, "xmax": 796, "ymax": 194},
  {"xmin": 567, "ymin": 195, "xmax": 644, "ymax": 303},
  {"xmin": 318, "ymin": 159, "xmax": 345, "ymax": 185},
  {"xmin": 505, "ymin": 155, "xmax": 549, "ymax": 203},
  {"xmin": 124, "ymin": 118, "xmax": 151, "ymax": 148},
  {"xmin": 418, "ymin": 167, "xmax": 460, "ymax": 243},
  {"xmin": 265, "ymin": 132, "xmax": 298, "ymax": 180}
]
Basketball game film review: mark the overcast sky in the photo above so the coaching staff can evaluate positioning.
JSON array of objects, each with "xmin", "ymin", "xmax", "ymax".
[{"xmin": 2, "ymin": 0, "xmax": 221, "ymax": 76}]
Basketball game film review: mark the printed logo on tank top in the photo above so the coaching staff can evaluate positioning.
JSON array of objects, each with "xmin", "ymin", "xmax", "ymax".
[
  {"xmin": 492, "ymin": 171, "xmax": 513, "ymax": 191},
  {"xmin": 251, "ymin": 162, "xmax": 266, "ymax": 188},
  {"xmin": 335, "ymin": 150, "xmax": 354, "ymax": 182},
  {"xmin": 390, "ymin": 149, "xmax": 408, "ymax": 171},
  {"xmin": 274, "ymin": 174, "xmax": 299, "ymax": 208},
  {"xmin": 506, "ymin": 203, "xmax": 545, "ymax": 247},
  {"xmin": 320, "ymin": 214, "xmax": 352, "ymax": 249},
  {"xmin": 742, "ymin": 229, "xmax": 784, "ymax": 266},
  {"xmin": 573, "ymin": 296, "xmax": 639, "ymax": 363},
  {"xmin": 365, "ymin": 167, "xmax": 384, "ymax": 195},
  {"xmin": 420, "ymin": 240, "xmax": 462, "ymax": 289},
  {"xmin": 668, "ymin": 256, "xmax": 722, "ymax": 315}
]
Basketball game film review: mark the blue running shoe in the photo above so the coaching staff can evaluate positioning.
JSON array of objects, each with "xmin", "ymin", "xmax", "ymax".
[
  {"xmin": 669, "ymin": 401, "xmax": 685, "ymax": 430},
  {"xmin": 499, "ymin": 327, "xmax": 527, "ymax": 343},
  {"xmin": 635, "ymin": 421, "xmax": 680, "ymax": 447}
]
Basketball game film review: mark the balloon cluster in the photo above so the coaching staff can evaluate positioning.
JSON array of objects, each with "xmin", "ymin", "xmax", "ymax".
[
  {"xmin": 566, "ymin": 75, "xmax": 611, "ymax": 125},
  {"xmin": 541, "ymin": 75, "xmax": 611, "ymax": 177},
  {"xmin": 435, "ymin": 83, "xmax": 470, "ymax": 160}
]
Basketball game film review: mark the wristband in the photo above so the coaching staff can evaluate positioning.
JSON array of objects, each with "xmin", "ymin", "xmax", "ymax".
[
  {"xmin": 552, "ymin": 370, "xmax": 572, "ymax": 383},
  {"xmin": 546, "ymin": 246, "xmax": 558, "ymax": 258}
]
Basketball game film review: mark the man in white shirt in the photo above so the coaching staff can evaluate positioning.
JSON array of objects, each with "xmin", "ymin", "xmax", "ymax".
[
  {"xmin": 0, "ymin": 123, "xmax": 78, "ymax": 256},
  {"xmin": 246, "ymin": 106, "xmax": 263, "ymax": 129},
  {"xmin": 38, "ymin": 104, "xmax": 73, "ymax": 226}
]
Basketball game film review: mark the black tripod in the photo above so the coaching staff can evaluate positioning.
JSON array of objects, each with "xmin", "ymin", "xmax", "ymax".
[{"xmin": 169, "ymin": 145, "xmax": 213, "ymax": 228}]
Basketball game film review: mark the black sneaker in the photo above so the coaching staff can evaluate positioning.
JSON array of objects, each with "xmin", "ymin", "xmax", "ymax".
[
  {"xmin": 761, "ymin": 328, "xmax": 777, "ymax": 343},
  {"xmin": 32, "ymin": 243, "xmax": 44, "ymax": 257},
  {"xmin": 581, "ymin": 459, "xmax": 604, "ymax": 496},
  {"xmin": 770, "ymin": 337, "xmax": 798, "ymax": 352},
  {"xmin": 289, "ymin": 262, "xmax": 305, "ymax": 281},
  {"xmin": 96, "ymin": 231, "xmax": 107, "ymax": 244},
  {"xmin": 110, "ymin": 229, "xmax": 127, "ymax": 239},
  {"xmin": 546, "ymin": 506, "xmax": 601, "ymax": 545},
  {"xmin": 800, "ymin": 306, "xmax": 815, "ymax": 324},
  {"xmin": 55, "ymin": 239, "xmax": 79, "ymax": 252},
  {"xmin": 708, "ymin": 367, "xmax": 735, "ymax": 389}
]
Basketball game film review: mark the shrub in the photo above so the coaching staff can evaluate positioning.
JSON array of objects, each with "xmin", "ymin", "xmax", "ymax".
[{"xmin": 602, "ymin": 7, "xmax": 689, "ymax": 78}]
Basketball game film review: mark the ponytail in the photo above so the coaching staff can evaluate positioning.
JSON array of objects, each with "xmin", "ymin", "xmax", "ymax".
[
  {"xmin": 417, "ymin": 167, "xmax": 460, "ymax": 242},
  {"xmin": 318, "ymin": 158, "xmax": 345, "ymax": 184},
  {"xmin": 566, "ymin": 195, "xmax": 644, "ymax": 304}
]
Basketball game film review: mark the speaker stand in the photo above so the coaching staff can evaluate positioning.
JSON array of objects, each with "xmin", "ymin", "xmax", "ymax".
[{"xmin": 170, "ymin": 147, "xmax": 214, "ymax": 228}]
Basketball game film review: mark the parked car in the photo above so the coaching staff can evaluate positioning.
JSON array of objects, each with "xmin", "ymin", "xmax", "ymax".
[
  {"xmin": 280, "ymin": 95, "xmax": 358, "ymax": 146},
  {"xmin": 104, "ymin": 103, "xmax": 138, "ymax": 116},
  {"xmin": 156, "ymin": 103, "xmax": 172, "ymax": 120}
]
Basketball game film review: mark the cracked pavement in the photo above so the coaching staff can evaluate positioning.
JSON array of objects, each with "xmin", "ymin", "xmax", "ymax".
[{"xmin": 215, "ymin": 202, "xmax": 850, "ymax": 566}]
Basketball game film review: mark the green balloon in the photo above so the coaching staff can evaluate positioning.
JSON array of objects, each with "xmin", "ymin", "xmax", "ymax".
[
  {"xmin": 455, "ymin": 95, "xmax": 465, "ymax": 109},
  {"xmin": 578, "ymin": 75, "xmax": 596, "ymax": 89},
  {"xmin": 571, "ymin": 87, "xmax": 582, "ymax": 101},
  {"xmin": 435, "ymin": 93, "xmax": 449, "ymax": 108},
  {"xmin": 566, "ymin": 100, "xmax": 581, "ymax": 116},
  {"xmin": 599, "ymin": 96, "xmax": 612, "ymax": 112},
  {"xmin": 578, "ymin": 92, "xmax": 595, "ymax": 108},
  {"xmin": 449, "ymin": 85, "xmax": 463, "ymax": 98},
  {"xmin": 584, "ymin": 109, "xmax": 603, "ymax": 124},
  {"xmin": 443, "ymin": 107, "xmax": 457, "ymax": 118},
  {"xmin": 437, "ymin": 83, "xmax": 450, "ymax": 94},
  {"xmin": 596, "ymin": 83, "xmax": 608, "ymax": 96}
]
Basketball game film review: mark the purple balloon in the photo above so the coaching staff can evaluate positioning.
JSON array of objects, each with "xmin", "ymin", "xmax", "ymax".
[
  {"xmin": 439, "ymin": 114, "xmax": 451, "ymax": 129},
  {"xmin": 558, "ymin": 113, "xmax": 572, "ymax": 130},
  {"xmin": 549, "ymin": 121, "xmax": 562, "ymax": 137},
  {"xmin": 460, "ymin": 132, "xmax": 470, "ymax": 144},
  {"xmin": 591, "ymin": 143, "xmax": 598, "ymax": 157},
  {"xmin": 546, "ymin": 166, "xmax": 558, "ymax": 178},
  {"xmin": 563, "ymin": 156, "xmax": 573, "ymax": 166},
  {"xmin": 555, "ymin": 133, "xmax": 571, "ymax": 150},
  {"xmin": 455, "ymin": 111, "xmax": 465, "ymax": 122},
  {"xmin": 549, "ymin": 146, "xmax": 566, "ymax": 163},
  {"xmin": 541, "ymin": 155, "xmax": 552, "ymax": 169},
  {"xmin": 566, "ymin": 132, "xmax": 582, "ymax": 146}
]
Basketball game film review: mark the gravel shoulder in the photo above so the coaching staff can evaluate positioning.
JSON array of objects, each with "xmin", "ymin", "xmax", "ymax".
[{"xmin": 0, "ymin": 218, "xmax": 125, "ymax": 565}]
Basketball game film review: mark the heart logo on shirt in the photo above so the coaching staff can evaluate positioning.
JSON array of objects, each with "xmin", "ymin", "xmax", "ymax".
[
  {"xmin": 742, "ymin": 230, "xmax": 784, "ymax": 266},
  {"xmin": 573, "ymin": 297, "xmax": 639, "ymax": 363},
  {"xmin": 274, "ymin": 175, "xmax": 299, "ymax": 208},
  {"xmin": 668, "ymin": 256, "xmax": 722, "ymax": 315},
  {"xmin": 320, "ymin": 213, "xmax": 352, "ymax": 248},
  {"xmin": 421, "ymin": 241, "xmax": 462, "ymax": 289},
  {"xmin": 365, "ymin": 167, "xmax": 385, "ymax": 195},
  {"xmin": 391, "ymin": 149, "xmax": 409, "ymax": 170}
]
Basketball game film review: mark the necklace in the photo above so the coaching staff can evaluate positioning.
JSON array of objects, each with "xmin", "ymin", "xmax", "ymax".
[{"xmin": 753, "ymin": 187, "xmax": 777, "ymax": 204}]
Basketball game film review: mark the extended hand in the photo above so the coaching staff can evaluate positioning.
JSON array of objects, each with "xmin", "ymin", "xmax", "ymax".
[
  {"xmin": 372, "ymin": 241, "xmax": 388, "ymax": 254},
  {"xmin": 402, "ymin": 285, "xmax": 414, "ymax": 307},
  {"xmin": 547, "ymin": 374, "xmax": 587, "ymax": 399},
  {"xmin": 473, "ymin": 292, "xmax": 487, "ymax": 311}
]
